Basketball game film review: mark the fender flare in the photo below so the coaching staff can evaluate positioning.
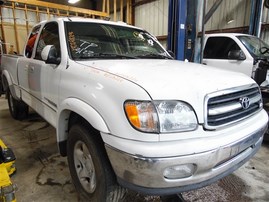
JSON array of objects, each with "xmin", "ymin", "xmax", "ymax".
[
  {"xmin": 1, "ymin": 69, "xmax": 12, "ymax": 90},
  {"xmin": 57, "ymin": 98, "xmax": 110, "ymax": 143},
  {"xmin": 1, "ymin": 69, "xmax": 20, "ymax": 99}
]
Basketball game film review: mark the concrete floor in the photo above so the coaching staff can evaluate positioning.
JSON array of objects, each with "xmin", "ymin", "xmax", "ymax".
[{"xmin": 0, "ymin": 96, "xmax": 269, "ymax": 202}]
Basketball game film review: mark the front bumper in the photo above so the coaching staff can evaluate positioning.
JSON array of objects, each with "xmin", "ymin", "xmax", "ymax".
[{"xmin": 105, "ymin": 124, "xmax": 267, "ymax": 195}]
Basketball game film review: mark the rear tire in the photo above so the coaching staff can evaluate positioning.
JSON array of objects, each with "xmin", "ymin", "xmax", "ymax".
[
  {"xmin": 7, "ymin": 88, "xmax": 28, "ymax": 120},
  {"xmin": 67, "ymin": 123, "xmax": 126, "ymax": 202},
  {"xmin": 0, "ymin": 82, "xmax": 3, "ymax": 97}
]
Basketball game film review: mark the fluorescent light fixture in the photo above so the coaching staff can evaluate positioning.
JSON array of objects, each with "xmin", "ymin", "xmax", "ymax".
[
  {"xmin": 227, "ymin": 19, "xmax": 234, "ymax": 24},
  {"xmin": 68, "ymin": 0, "xmax": 80, "ymax": 4},
  {"xmin": 227, "ymin": 19, "xmax": 234, "ymax": 25}
]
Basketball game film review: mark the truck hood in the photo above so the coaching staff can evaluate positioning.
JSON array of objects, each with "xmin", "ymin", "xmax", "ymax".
[{"xmin": 76, "ymin": 59, "xmax": 256, "ymax": 122}]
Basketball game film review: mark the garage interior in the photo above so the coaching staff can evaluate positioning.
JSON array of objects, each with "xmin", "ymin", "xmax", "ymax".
[{"xmin": 0, "ymin": 0, "xmax": 269, "ymax": 201}]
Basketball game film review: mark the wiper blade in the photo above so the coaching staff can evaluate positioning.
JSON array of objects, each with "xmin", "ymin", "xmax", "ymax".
[
  {"xmin": 89, "ymin": 53, "xmax": 137, "ymax": 59},
  {"xmin": 136, "ymin": 53, "xmax": 173, "ymax": 59},
  {"xmin": 74, "ymin": 53, "xmax": 137, "ymax": 60}
]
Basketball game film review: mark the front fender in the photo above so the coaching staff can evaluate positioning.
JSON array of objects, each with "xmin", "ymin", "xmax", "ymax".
[{"xmin": 57, "ymin": 98, "xmax": 110, "ymax": 143}]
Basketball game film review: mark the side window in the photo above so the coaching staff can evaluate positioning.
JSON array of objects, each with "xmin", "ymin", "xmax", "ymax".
[
  {"xmin": 25, "ymin": 25, "xmax": 41, "ymax": 58},
  {"xmin": 204, "ymin": 37, "xmax": 241, "ymax": 59},
  {"xmin": 35, "ymin": 22, "xmax": 60, "ymax": 61}
]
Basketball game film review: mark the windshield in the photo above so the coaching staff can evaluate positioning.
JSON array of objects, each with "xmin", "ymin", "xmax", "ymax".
[
  {"xmin": 237, "ymin": 35, "xmax": 269, "ymax": 58},
  {"xmin": 65, "ymin": 21, "xmax": 171, "ymax": 60}
]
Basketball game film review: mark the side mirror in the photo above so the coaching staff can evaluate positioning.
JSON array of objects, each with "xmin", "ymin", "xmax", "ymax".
[
  {"xmin": 167, "ymin": 50, "xmax": 175, "ymax": 59},
  {"xmin": 41, "ymin": 45, "xmax": 60, "ymax": 65},
  {"xmin": 228, "ymin": 50, "xmax": 246, "ymax": 60}
]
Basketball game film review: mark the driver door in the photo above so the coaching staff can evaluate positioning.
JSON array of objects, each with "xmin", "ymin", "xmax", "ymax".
[
  {"xmin": 203, "ymin": 36, "xmax": 253, "ymax": 77},
  {"xmin": 30, "ymin": 22, "xmax": 62, "ymax": 126}
]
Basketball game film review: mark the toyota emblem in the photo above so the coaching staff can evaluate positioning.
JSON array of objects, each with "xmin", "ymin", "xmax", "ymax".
[{"xmin": 240, "ymin": 97, "xmax": 250, "ymax": 109}]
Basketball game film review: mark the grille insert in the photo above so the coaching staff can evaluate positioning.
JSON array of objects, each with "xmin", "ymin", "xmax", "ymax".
[{"xmin": 205, "ymin": 85, "xmax": 262, "ymax": 129}]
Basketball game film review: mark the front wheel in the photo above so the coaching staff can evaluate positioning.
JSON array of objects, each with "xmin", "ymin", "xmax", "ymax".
[
  {"xmin": 7, "ymin": 88, "xmax": 28, "ymax": 120},
  {"xmin": 67, "ymin": 123, "xmax": 126, "ymax": 202}
]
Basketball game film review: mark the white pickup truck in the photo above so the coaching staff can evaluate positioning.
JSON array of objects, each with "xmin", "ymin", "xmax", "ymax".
[
  {"xmin": 1, "ymin": 18, "xmax": 268, "ymax": 201},
  {"xmin": 203, "ymin": 33, "xmax": 269, "ymax": 90}
]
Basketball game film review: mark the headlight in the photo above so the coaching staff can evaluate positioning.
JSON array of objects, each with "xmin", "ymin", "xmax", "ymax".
[
  {"xmin": 124, "ymin": 100, "xmax": 197, "ymax": 133},
  {"xmin": 154, "ymin": 101, "xmax": 197, "ymax": 132}
]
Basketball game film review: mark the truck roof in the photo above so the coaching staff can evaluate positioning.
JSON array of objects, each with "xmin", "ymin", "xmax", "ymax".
[
  {"xmin": 205, "ymin": 33, "xmax": 252, "ymax": 37},
  {"xmin": 38, "ymin": 17, "xmax": 142, "ymax": 30}
]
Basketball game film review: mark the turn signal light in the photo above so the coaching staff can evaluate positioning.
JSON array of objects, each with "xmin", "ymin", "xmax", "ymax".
[
  {"xmin": 124, "ymin": 103, "xmax": 141, "ymax": 129},
  {"xmin": 124, "ymin": 101, "xmax": 158, "ymax": 133}
]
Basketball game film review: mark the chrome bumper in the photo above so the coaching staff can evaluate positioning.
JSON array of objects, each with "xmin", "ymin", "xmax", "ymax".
[{"xmin": 105, "ymin": 125, "xmax": 267, "ymax": 195}]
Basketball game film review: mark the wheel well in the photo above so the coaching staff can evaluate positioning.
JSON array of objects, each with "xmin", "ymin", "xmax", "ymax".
[
  {"xmin": 59, "ymin": 111, "xmax": 104, "ymax": 156},
  {"xmin": 2, "ymin": 75, "xmax": 8, "ymax": 92},
  {"xmin": 68, "ymin": 112, "xmax": 100, "ymax": 134}
]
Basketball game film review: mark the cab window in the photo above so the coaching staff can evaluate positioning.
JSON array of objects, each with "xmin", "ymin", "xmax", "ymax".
[
  {"xmin": 35, "ymin": 22, "xmax": 61, "ymax": 61},
  {"xmin": 25, "ymin": 25, "xmax": 41, "ymax": 58},
  {"xmin": 204, "ymin": 37, "xmax": 241, "ymax": 59}
]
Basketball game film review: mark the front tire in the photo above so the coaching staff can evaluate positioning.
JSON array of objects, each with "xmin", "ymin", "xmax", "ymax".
[
  {"xmin": 67, "ymin": 123, "xmax": 126, "ymax": 202},
  {"xmin": 7, "ymin": 88, "xmax": 28, "ymax": 120}
]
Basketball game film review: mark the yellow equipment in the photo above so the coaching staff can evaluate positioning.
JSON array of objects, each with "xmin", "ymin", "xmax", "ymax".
[{"xmin": 0, "ymin": 139, "xmax": 16, "ymax": 202}]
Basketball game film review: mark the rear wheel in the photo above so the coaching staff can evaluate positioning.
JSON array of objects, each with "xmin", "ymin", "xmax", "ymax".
[
  {"xmin": 7, "ymin": 88, "xmax": 28, "ymax": 120},
  {"xmin": 67, "ymin": 123, "xmax": 126, "ymax": 202}
]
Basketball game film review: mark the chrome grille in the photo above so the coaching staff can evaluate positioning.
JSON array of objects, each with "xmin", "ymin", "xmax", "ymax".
[{"xmin": 205, "ymin": 84, "xmax": 262, "ymax": 129}]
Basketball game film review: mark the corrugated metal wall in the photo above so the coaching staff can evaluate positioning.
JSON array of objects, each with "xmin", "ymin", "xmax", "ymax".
[
  {"xmin": 134, "ymin": 0, "xmax": 168, "ymax": 47},
  {"xmin": 205, "ymin": 1, "xmax": 269, "ymax": 44},
  {"xmin": 205, "ymin": 0, "xmax": 251, "ymax": 31},
  {"xmin": 133, "ymin": 0, "xmax": 254, "ymax": 48},
  {"xmin": 133, "ymin": 0, "xmax": 269, "ymax": 48}
]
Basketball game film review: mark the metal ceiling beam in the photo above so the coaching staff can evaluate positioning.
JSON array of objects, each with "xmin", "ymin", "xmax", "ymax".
[{"xmin": 204, "ymin": 0, "xmax": 223, "ymax": 24}]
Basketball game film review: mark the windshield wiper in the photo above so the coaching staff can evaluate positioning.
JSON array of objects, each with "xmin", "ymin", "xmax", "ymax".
[
  {"xmin": 136, "ymin": 53, "xmax": 173, "ymax": 59},
  {"xmin": 76, "ymin": 53, "xmax": 138, "ymax": 59}
]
